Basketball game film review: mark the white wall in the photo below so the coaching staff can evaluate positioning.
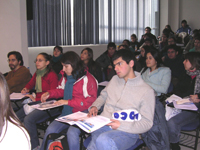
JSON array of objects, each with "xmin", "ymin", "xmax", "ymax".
[
  {"xmin": 28, "ymin": 44, "xmax": 107, "ymax": 75},
  {"xmin": 0, "ymin": 0, "xmax": 28, "ymax": 73}
]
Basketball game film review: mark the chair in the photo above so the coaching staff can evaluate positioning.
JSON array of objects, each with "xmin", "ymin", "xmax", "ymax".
[{"xmin": 179, "ymin": 115, "xmax": 200, "ymax": 150}]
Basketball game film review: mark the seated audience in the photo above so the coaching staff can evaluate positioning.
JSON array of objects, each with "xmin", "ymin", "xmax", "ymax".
[
  {"xmin": 141, "ymin": 49, "xmax": 171, "ymax": 96},
  {"xmin": 0, "ymin": 73, "xmax": 31, "ymax": 150},
  {"xmin": 80, "ymin": 47, "xmax": 103, "ymax": 82},
  {"xmin": 163, "ymin": 45, "xmax": 185, "ymax": 86},
  {"xmin": 40, "ymin": 51, "xmax": 98, "ymax": 150},
  {"xmin": 16, "ymin": 53, "xmax": 58, "ymax": 150},
  {"xmin": 123, "ymin": 39, "xmax": 134, "ymax": 52},
  {"xmin": 73, "ymin": 49, "xmax": 155, "ymax": 150},
  {"xmin": 168, "ymin": 52, "xmax": 200, "ymax": 150},
  {"xmin": 51, "ymin": 46, "xmax": 63, "ymax": 75},
  {"xmin": 140, "ymin": 26, "xmax": 157, "ymax": 45},
  {"xmin": 96, "ymin": 42, "xmax": 116, "ymax": 81},
  {"xmin": 189, "ymin": 37, "xmax": 200, "ymax": 52},
  {"xmin": 130, "ymin": 34, "xmax": 140, "ymax": 52},
  {"xmin": 185, "ymin": 29, "xmax": 200, "ymax": 53},
  {"xmin": 5, "ymin": 51, "xmax": 31, "ymax": 93},
  {"xmin": 159, "ymin": 33, "xmax": 169, "ymax": 51},
  {"xmin": 176, "ymin": 20, "xmax": 192, "ymax": 35},
  {"xmin": 139, "ymin": 37, "xmax": 155, "ymax": 50}
]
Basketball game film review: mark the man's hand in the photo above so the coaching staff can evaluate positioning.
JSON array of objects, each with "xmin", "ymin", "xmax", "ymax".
[
  {"xmin": 54, "ymin": 99, "xmax": 68, "ymax": 105},
  {"xmin": 107, "ymin": 119, "xmax": 120, "ymax": 130},
  {"xmin": 88, "ymin": 106, "xmax": 98, "ymax": 117},
  {"xmin": 190, "ymin": 94, "xmax": 200, "ymax": 103},
  {"xmin": 41, "ymin": 92, "xmax": 50, "ymax": 103}
]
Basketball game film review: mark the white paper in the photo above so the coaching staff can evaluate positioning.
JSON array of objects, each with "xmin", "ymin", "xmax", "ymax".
[
  {"xmin": 10, "ymin": 93, "xmax": 26, "ymax": 100},
  {"xmin": 56, "ymin": 111, "xmax": 112, "ymax": 133},
  {"xmin": 98, "ymin": 81, "xmax": 109, "ymax": 86},
  {"xmin": 31, "ymin": 100, "xmax": 63, "ymax": 110},
  {"xmin": 173, "ymin": 100, "xmax": 198, "ymax": 111}
]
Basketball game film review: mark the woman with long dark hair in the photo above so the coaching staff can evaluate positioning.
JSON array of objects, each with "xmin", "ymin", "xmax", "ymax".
[
  {"xmin": 0, "ymin": 73, "xmax": 31, "ymax": 149},
  {"xmin": 40, "ymin": 51, "xmax": 98, "ymax": 150},
  {"xmin": 16, "ymin": 52, "xmax": 58, "ymax": 150},
  {"xmin": 80, "ymin": 47, "xmax": 102, "ymax": 82},
  {"xmin": 141, "ymin": 49, "xmax": 171, "ymax": 96},
  {"xmin": 168, "ymin": 52, "xmax": 200, "ymax": 150}
]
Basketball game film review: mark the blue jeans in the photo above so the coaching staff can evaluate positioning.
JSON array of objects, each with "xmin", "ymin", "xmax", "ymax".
[
  {"xmin": 87, "ymin": 126, "xmax": 139, "ymax": 150},
  {"xmin": 167, "ymin": 110, "xmax": 199, "ymax": 143},
  {"xmin": 40, "ymin": 120, "xmax": 70, "ymax": 150},
  {"xmin": 16, "ymin": 107, "xmax": 60, "ymax": 149},
  {"xmin": 67, "ymin": 126, "xmax": 82, "ymax": 150}
]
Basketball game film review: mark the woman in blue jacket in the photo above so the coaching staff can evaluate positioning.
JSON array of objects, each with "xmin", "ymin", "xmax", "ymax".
[{"xmin": 141, "ymin": 49, "xmax": 171, "ymax": 96}]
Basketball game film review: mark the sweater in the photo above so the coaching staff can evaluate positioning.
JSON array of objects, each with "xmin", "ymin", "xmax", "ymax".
[
  {"xmin": 141, "ymin": 67, "xmax": 171, "ymax": 96},
  {"xmin": 25, "ymin": 70, "xmax": 58, "ymax": 101},
  {"xmin": 5, "ymin": 66, "xmax": 31, "ymax": 94},
  {"xmin": 90, "ymin": 72, "xmax": 155, "ymax": 134},
  {"xmin": 48, "ymin": 70, "xmax": 98, "ymax": 112}
]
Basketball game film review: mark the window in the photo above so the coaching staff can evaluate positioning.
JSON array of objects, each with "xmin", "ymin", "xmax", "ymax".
[{"xmin": 27, "ymin": 0, "xmax": 159, "ymax": 47}]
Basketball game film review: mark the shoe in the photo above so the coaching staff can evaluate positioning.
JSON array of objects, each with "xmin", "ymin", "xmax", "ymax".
[{"xmin": 170, "ymin": 143, "xmax": 180, "ymax": 150}]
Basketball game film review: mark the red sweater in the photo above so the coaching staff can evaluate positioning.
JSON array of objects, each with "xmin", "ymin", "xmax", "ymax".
[
  {"xmin": 25, "ymin": 70, "xmax": 58, "ymax": 101},
  {"xmin": 48, "ymin": 70, "xmax": 98, "ymax": 112}
]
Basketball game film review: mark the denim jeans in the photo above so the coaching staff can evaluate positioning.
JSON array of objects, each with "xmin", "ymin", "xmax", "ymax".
[
  {"xmin": 67, "ymin": 126, "xmax": 82, "ymax": 150},
  {"xmin": 16, "ymin": 107, "xmax": 60, "ymax": 149},
  {"xmin": 40, "ymin": 120, "xmax": 70, "ymax": 150},
  {"xmin": 167, "ymin": 110, "xmax": 199, "ymax": 143},
  {"xmin": 87, "ymin": 126, "xmax": 139, "ymax": 150}
]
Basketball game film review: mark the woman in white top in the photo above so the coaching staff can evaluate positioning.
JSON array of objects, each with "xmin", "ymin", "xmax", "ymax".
[{"xmin": 0, "ymin": 73, "xmax": 31, "ymax": 150}]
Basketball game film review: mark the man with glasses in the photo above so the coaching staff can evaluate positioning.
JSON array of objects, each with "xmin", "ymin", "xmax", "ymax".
[
  {"xmin": 140, "ymin": 27, "xmax": 157, "ymax": 46},
  {"xmin": 5, "ymin": 51, "xmax": 31, "ymax": 93}
]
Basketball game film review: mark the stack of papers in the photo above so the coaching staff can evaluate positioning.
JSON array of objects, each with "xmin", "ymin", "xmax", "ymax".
[
  {"xmin": 31, "ymin": 100, "xmax": 63, "ymax": 110},
  {"xmin": 10, "ymin": 93, "xmax": 26, "ymax": 100}
]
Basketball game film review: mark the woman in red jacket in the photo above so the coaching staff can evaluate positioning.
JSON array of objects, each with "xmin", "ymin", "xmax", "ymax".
[
  {"xmin": 40, "ymin": 51, "xmax": 98, "ymax": 150},
  {"xmin": 16, "ymin": 53, "xmax": 58, "ymax": 150}
]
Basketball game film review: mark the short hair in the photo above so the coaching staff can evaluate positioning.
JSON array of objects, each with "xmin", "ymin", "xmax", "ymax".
[
  {"xmin": 168, "ymin": 36, "xmax": 176, "ymax": 42},
  {"xmin": 131, "ymin": 34, "xmax": 137, "ymax": 38},
  {"xmin": 181, "ymin": 20, "xmax": 187, "ymax": 24},
  {"xmin": 185, "ymin": 52, "xmax": 200, "ymax": 70},
  {"xmin": 60, "ymin": 51, "xmax": 86, "ymax": 79},
  {"xmin": 54, "ymin": 46, "xmax": 63, "ymax": 53},
  {"xmin": 107, "ymin": 42, "xmax": 116, "ymax": 49},
  {"xmin": 123, "ymin": 39, "xmax": 130, "ymax": 46},
  {"xmin": 7, "ymin": 51, "xmax": 24, "ymax": 66},
  {"xmin": 144, "ymin": 38, "xmax": 152, "ymax": 43},
  {"xmin": 112, "ymin": 49, "xmax": 134, "ymax": 65},
  {"xmin": 118, "ymin": 44, "xmax": 130, "ymax": 51},
  {"xmin": 167, "ymin": 44, "xmax": 179, "ymax": 52},
  {"xmin": 145, "ymin": 27, "xmax": 151, "ymax": 31}
]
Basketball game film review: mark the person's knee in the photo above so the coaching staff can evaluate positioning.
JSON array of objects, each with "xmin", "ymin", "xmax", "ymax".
[
  {"xmin": 167, "ymin": 119, "xmax": 177, "ymax": 133},
  {"xmin": 67, "ymin": 127, "xmax": 80, "ymax": 137},
  {"xmin": 96, "ymin": 134, "xmax": 116, "ymax": 149}
]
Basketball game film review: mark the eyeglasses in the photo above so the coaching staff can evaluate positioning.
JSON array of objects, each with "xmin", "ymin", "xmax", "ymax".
[
  {"xmin": 34, "ymin": 59, "xmax": 46, "ymax": 63},
  {"xmin": 7, "ymin": 59, "xmax": 17, "ymax": 62}
]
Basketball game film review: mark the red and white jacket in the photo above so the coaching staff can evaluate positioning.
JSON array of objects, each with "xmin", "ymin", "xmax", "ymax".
[{"xmin": 48, "ymin": 70, "xmax": 98, "ymax": 112}]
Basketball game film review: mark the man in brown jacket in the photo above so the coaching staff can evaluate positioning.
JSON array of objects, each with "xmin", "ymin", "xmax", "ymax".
[{"xmin": 5, "ymin": 51, "xmax": 31, "ymax": 94}]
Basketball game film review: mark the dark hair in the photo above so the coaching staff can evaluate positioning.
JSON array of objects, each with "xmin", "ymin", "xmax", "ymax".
[
  {"xmin": 145, "ymin": 27, "xmax": 151, "ymax": 31},
  {"xmin": 54, "ymin": 46, "xmax": 63, "ymax": 54},
  {"xmin": 107, "ymin": 42, "xmax": 116, "ymax": 49},
  {"xmin": 81, "ymin": 47, "xmax": 93, "ymax": 60},
  {"xmin": 141, "ymin": 49, "xmax": 162, "ymax": 74},
  {"xmin": 112, "ymin": 49, "xmax": 134, "ymax": 65},
  {"xmin": 0, "ymin": 73, "xmax": 29, "ymax": 142},
  {"xmin": 7, "ymin": 51, "xmax": 24, "ymax": 66},
  {"xmin": 131, "ymin": 34, "xmax": 137, "ymax": 38},
  {"xmin": 118, "ymin": 44, "xmax": 130, "ymax": 51},
  {"xmin": 162, "ymin": 33, "xmax": 169, "ymax": 38},
  {"xmin": 123, "ymin": 39, "xmax": 130, "ymax": 46},
  {"xmin": 181, "ymin": 20, "xmax": 187, "ymax": 24},
  {"xmin": 165, "ymin": 25, "xmax": 174, "ymax": 34},
  {"xmin": 168, "ymin": 36, "xmax": 176, "ymax": 43},
  {"xmin": 37, "ymin": 52, "xmax": 52, "ymax": 76},
  {"xmin": 167, "ymin": 44, "xmax": 178, "ymax": 52},
  {"xmin": 185, "ymin": 52, "xmax": 200, "ymax": 70},
  {"xmin": 141, "ymin": 45, "xmax": 151, "ymax": 55},
  {"xmin": 60, "ymin": 51, "xmax": 86, "ymax": 80}
]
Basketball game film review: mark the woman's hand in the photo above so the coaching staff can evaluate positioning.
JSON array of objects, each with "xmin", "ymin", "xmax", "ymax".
[
  {"xmin": 41, "ymin": 92, "xmax": 50, "ymax": 103},
  {"xmin": 21, "ymin": 88, "xmax": 29, "ymax": 94},
  {"xmin": 190, "ymin": 94, "xmax": 200, "ymax": 103},
  {"xmin": 25, "ymin": 94, "xmax": 36, "ymax": 102},
  {"xmin": 54, "ymin": 99, "xmax": 68, "ymax": 105}
]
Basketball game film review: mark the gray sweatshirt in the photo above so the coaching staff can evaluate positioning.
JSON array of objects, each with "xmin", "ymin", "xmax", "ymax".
[{"xmin": 90, "ymin": 72, "xmax": 155, "ymax": 134}]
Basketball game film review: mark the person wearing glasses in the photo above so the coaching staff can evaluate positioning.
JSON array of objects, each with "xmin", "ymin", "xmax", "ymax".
[
  {"xmin": 5, "ymin": 51, "xmax": 31, "ymax": 94},
  {"xmin": 16, "ymin": 52, "xmax": 58, "ymax": 150}
]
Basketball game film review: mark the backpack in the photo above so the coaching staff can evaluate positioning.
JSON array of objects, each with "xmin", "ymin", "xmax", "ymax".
[{"xmin": 44, "ymin": 133, "xmax": 69, "ymax": 150}]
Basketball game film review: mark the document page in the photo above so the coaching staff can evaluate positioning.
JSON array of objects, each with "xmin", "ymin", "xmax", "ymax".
[{"xmin": 31, "ymin": 100, "xmax": 63, "ymax": 110}]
